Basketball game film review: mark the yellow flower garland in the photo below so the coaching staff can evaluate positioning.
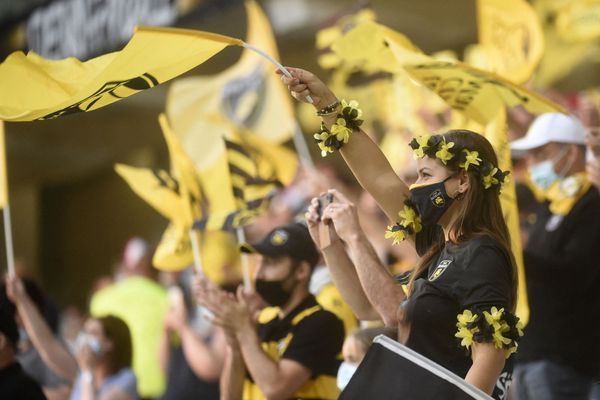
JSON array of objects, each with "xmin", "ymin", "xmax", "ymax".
[{"xmin": 455, "ymin": 307, "xmax": 524, "ymax": 359}]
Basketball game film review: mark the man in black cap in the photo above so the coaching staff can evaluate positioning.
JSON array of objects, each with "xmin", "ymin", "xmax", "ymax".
[
  {"xmin": 0, "ymin": 284, "xmax": 47, "ymax": 400},
  {"xmin": 194, "ymin": 223, "xmax": 345, "ymax": 400}
]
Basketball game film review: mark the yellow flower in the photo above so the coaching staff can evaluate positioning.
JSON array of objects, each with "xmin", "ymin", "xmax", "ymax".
[
  {"xmin": 492, "ymin": 330, "xmax": 512, "ymax": 349},
  {"xmin": 483, "ymin": 307, "xmax": 505, "ymax": 329},
  {"xmin": 398, "ymin": 205, "xmax": 422, "ymax": 233},
  {"xmin": 385, "ymin": 225, "xmax": 406, "ymax": 245},
  {"xmin": 505, "ymin": 344, "xmax": 518, "ymax": 358},
  {"xmin": 435, "ymin": 140, "xmax": 455, "ymax": 164},
  {"xmin": 412, "ymin": 135, "xmax": 430, "ymax": 159},
  {"xmin": 317, "ymin": 141, "xmax": 333, "ymax": 157},
  {"xmin": 313, "ymin": 131, "xmax": 330, "ymax": 142},
  {"xmin": 341, "ymin": 99, "xmax": 363, "ymax": 118},
  {"xmin": 456, "ymin": 309, "xmax": 477, "ymax": 327},
  {"xmin": 455, "ymin": 327, "xmax": 474, "ymax": 349},
  {"xmin": 482, "ymin": 167, "xmax": 499, "ymax": 189},
  {"xmin": 459, "ymin": 150, "xmax": 482, "ymax": 171},
  {"xmin": 331, "ymin": 118, "xmax": 352, "ymax": 143}
]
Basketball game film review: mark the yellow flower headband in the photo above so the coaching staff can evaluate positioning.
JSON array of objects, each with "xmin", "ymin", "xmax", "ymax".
[{"xmin": 409, "ymin": 134, "xmax": 509, "ymax": 190}]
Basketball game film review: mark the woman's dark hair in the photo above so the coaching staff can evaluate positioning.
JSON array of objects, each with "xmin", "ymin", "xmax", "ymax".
[
  {"xmin": 97, "ymin": 315, "xmax": 132, "ymax": 374},
  {"xmin": 408, "ymin": 129, "xmax": 518, "ymax": 312}
]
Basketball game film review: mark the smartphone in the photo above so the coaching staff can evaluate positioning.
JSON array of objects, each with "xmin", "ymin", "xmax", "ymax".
[{"xmin": 317, "ymin": 193, "xmax": 334, "ymax": 221}]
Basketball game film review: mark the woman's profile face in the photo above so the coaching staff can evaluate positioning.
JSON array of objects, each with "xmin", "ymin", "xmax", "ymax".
[{"xmin": 414, "ymin": 157, "xmax": 452, "ymax": 186}]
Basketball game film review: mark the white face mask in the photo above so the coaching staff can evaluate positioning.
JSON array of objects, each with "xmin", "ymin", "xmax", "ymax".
[
  {"xmin": 75, "ymin": 332, "xmax": 102, "ymax": 355},
  {"xmin": 337, "ymin": 361, "xmax": 359, "ymax": 390}
]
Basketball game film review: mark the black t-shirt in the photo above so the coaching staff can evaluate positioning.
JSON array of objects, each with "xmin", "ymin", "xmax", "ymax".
[
  {"xmin": 0, "ymin": 362, "xmax": 47, "ymax": 400},
  {"xmin": 160, "ymin": 344, "xmax": 219, "ymax": 400},
  {"xmin": 401, "ymin": 235, "xmax": 514, "ymax": 400},
  {"xmin": 256, "ymin": 295, "xmax": 344, "ymax": 377},
  {"xmin": 517, "ymin": 186, "xmax": 600, "ymax": 378}
]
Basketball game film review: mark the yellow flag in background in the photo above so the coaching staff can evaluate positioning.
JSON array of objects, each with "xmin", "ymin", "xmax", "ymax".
[
  {"xmin": 153, "ymin": 223, "xmax": 194, "ymax": 271},
  {"xmin": 158, "ymin": 113, "xmax": 204, "ymax": 224},
  {"xmin": 555, "ymin": 0, "xmax": 600, "ymax": 42},
  {"xmin": 0, "ymin": 27, "xmax": 242, "ymax": 121},
  {"xmin": 166, "ymin": 0, "xmax": 295, "ymax": 181},
  {"xmin": 316, "ymin": 7, "xmax": 379, "ymax": 71},
  {"xmin": 534, "ymin": 0, "xmax": 599, "ymax": 88},
  {"xmin": 483, "ymin": 109, "xmax": 529, "ymax": 324},
  {"xmin": 396, "ymin": 56, "xmax": 565, "ymax": 125},
  {"xmin": 0, "ymin": 121, "xmax": 7, "ymax": 208},
  {"xmin": 476, "ymin": 0, "xmax": 544, "ymax": 84},
  {"xmin": 115, "ymin": 164, "xmax": 190, "ymax": 227},
  {"xmin": 152, "ymin": 223, "xmax": 241, "ymax": 284},
  {"xmin": 332, "ymin": 21, "xmax": 565, "ymax": 125}
]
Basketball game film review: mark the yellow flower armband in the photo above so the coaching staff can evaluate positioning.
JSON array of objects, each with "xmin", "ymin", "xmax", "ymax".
[
  {"xmin": 455, "ymin": 306, "xmax": 524, "ymax": 359},
  {"xmin": 385, "ymin": 201, "xmax": 422, "ymax": 245},
  {"xmin": 313, "ymin": 100, "xmax": 363, "ymax": 157}
]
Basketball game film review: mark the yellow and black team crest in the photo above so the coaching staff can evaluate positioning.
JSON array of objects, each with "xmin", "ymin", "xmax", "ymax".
[
  {"xmin": 429, "ymin": 259, "xmax": 452, "ymax": 281},
  {"xmin": 270, "ymin": 230, "xmax": 289, "ymax": 246},
  {"xmin": 429, "ymin": 189, "xmax": 445, "ymax": 207}
]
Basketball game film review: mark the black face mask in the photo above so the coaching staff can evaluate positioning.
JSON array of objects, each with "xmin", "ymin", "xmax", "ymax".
[
  {"xmin": 409, "ymin": 175, "xmax": 455, "ymax": 227},
  {"xmin": 255, "ymin": 270, "xmax": 295, "ymax": 307}
]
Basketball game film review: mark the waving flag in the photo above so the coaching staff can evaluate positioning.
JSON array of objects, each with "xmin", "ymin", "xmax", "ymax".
[
  {"xmin": 0, "ymin": 27, "xmax": 241, "ymax": 121},
  {"xmin": 166, "ymin": 0, "xmax": 295, "ymax": 162},
  {"xmin": 475, "ymin": 0, "xmax": 544, "ymax": 84}
]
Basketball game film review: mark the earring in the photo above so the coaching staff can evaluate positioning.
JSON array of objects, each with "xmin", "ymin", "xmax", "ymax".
[{"xmin": 455, "ymin": 191, "xmax": 464, "ymax": 201}]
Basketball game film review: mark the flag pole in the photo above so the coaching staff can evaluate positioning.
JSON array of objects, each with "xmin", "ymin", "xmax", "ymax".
[
  {"xmin": 189, "ymin": 228, "xmax": 204, "ymax": 275},
  {"xmin": 235, "ymin": 227, "xmax": 252, "ymax": 290},
  {"xmin": 293, "ymin": 123, "xmax": 315, "ymax": 169},
  {"xmin": 3, "ymin": 205, "xmax": 15, "ymax": 276},
  {"xmin": 0, "ymin": 122, "xmax": 14, "ymax": 276},
  {"xmin": 242, "ymin": 42, "xmax": 314, "ymax": 104}
]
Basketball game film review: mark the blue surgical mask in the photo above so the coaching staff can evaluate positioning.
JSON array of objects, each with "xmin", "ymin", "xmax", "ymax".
[
  {"xmin": 528, "ymin": 147, "xmax": 569, "ymax": 191},
  {"xmin": 529, "ymin": 160, "xmax": 558, "ymax": 190},
  {"xmin": 337, "ymin": 361, "xmax": 359, "ymax": 390}
]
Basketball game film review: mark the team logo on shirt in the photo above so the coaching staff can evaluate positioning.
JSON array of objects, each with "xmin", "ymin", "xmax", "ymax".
[
  {"xmin": 430, "ymin": 189, "xmax": 445, "ymax": 207},
  {"xmin": 429, "ymin": 259, "xmax": 452, "ymax": 281}
]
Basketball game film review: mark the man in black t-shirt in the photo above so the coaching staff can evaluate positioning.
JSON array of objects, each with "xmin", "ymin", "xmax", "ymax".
[
  {"xmin": 195, "ymin": 223, "xmax": 345, "ymax": 400},
  {"xmin": 0, "ymin": 285, "xmax": 47, "ymax": 400},
  {"xmin": 511, "ymin": 113, "xmax": 600, "ymax": 399}
]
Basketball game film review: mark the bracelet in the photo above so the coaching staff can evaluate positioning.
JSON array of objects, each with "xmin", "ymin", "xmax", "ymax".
[
  {"xmin": 313, "ymin": 99, "xmax": 363, "ymax": 157},
  {"xmin": 316, "ymin": 99, "xmax": 340, "ymax": 116}
]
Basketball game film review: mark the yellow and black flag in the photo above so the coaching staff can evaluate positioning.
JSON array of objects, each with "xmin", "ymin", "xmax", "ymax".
[
  {"xmin": 224, "ymin": 136, "xmax": 282, "ymax": 208},
  {"xmin": 194, "ymin": 135, "xmax": 282, "ymax": 231}
]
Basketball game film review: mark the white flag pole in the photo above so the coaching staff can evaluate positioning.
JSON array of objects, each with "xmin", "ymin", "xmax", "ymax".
[
  {"xmin": 236, "ymin": 227, "xmax": 252, "ymax": 290},
  {"xmin": 293, "ymin": 122, "xmax": 315, "ymax": 169},
  {"xmin": 242, "ymin": 42, "xmax": 314, "ymax": 104},
  {"xmin": 3, "ymin": 205, "xmax": 15, "ymax": 276},
  {"xmin": 189, "ymin": 228, "xmax": 204, "ymax": 276},
  {"xmin": 0, "ymin": 122, "xmax": 14, "ymax": 277}
]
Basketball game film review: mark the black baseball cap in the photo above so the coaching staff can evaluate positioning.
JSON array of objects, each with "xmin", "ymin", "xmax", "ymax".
[{"xmin": 240, "ymin": 223, "xmax": 320, "ymax": 268}]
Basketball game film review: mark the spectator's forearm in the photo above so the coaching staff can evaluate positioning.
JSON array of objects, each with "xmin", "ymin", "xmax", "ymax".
[
  {"xmin": 16, "ymin": 296, "xmax": 77, "ymax": 382},
  {"xmin": 346, "ymin": 232, "xmax": 406, "ymax": 326},
  {"xmin": 220, "ymin": 345, "xmax": 245, "ymax": 400}
]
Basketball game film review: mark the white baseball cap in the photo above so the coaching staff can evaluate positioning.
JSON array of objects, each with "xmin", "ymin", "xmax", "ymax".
[{"xmin": 510, "ymin": 112, "xmax": 586, "ymax": 151}]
